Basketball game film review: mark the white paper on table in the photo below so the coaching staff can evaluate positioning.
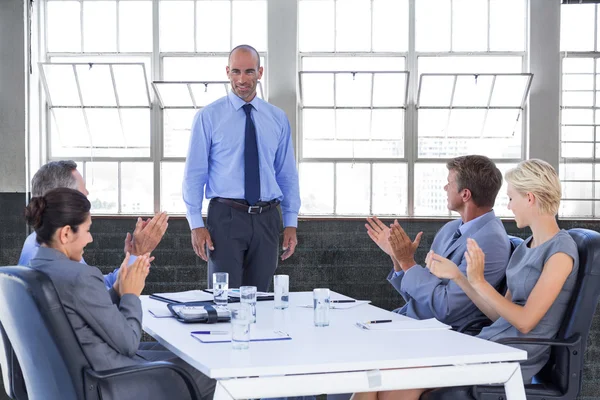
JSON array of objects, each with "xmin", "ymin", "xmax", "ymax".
[
  {"xmin": 296, "ymin": 300, "xmax": 371, "ymax": 309},
  {"xmin": 355, "ymin": 318, "xmax": 451, "ymax": 331},
  {"xmin": 149, "ymin": 306, "xmax": 174, "ymax": 318},
  {"xmin": 152, "ymin": 290, "xmax": 214, "ymax": 303},
  {"xmin": 191, "ymin": 329, "xmax": 291, "ymax": 343}
]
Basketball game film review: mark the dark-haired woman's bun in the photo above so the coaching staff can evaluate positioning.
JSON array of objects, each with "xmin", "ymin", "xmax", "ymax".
[{"xmin": 24, "ymin": 196, "xmax": 46, "ymax": 230}]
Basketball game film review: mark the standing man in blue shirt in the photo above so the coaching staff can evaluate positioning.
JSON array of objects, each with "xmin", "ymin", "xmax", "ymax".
[{"xmin": 183, "ymin": 44, "xmax": 301, "ymax": 292}]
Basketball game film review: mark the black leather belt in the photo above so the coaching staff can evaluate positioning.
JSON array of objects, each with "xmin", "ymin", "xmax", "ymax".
[{"xmin": 213, "ymin": 197, "xmax": 280, "ymax": 214}]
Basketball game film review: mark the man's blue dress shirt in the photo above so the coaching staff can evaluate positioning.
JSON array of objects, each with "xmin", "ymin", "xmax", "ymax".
[
  {"xmin": 19, "ymin": 231, "xmax": 123, "ymax": 290},
  {"xmin": 183, "ymin": 91, "xmax": 300, "ymax": 229}
]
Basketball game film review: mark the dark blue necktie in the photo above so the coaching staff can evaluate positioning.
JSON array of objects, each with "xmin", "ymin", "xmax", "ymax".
[
  {"xmin": 243, "ymin": 104, "xmax": 260, "ymax": 206},
  {"xmin": 445, "ymin": 229, "xmax": 462, "ymax": 253}
]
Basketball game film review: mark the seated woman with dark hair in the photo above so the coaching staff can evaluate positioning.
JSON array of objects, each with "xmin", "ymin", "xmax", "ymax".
[
  {"xmin": 352, "ymin": 159, "xmax": 579, "ymax": 400},
  {"xmin": 25, "ymin": 188, "xmax": 215, "ymax": 400}
]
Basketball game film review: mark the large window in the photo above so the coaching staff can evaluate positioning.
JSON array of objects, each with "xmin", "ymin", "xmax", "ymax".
[
  {"xmin": 560, "ymin": 3, "xmax": 600, "ymax": 217},
  {"xmin": 298, "ymin": 0, "xmax": 528, "ymax": 217}
]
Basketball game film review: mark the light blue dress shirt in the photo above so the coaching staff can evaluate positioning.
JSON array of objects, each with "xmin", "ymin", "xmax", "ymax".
[
  {"xmin": 18, "ymin": 231, "xmax": 127, "ymax": 290},
  {"xmin": 183, "ymin": 91, "xmax": 300, "ymax": 230}
]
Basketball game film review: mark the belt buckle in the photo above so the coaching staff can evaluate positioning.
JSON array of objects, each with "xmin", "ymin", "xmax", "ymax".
[{"xmin": 247, "ymin": 205, "xmax": 262, "ymax": 214}]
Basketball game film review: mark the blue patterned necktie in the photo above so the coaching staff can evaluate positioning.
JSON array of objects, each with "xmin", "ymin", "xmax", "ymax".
[
  {"xmin": 243, "ymin": 104, "xmax": 260, "ymax": 206},
  {"xmin": 445, "ymin": 229, "xmax": 462, "ymax": 253}
]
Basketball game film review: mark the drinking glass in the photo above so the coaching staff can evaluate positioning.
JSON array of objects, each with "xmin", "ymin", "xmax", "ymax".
[{"xmin": 212, "ymin": 272, "xmax": 229, "ymax": 306}]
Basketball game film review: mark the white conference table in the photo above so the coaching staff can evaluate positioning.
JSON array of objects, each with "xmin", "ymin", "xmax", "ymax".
[{"xmin": 141, "ymin": 292, "xmax": 527, "ymax": 400}]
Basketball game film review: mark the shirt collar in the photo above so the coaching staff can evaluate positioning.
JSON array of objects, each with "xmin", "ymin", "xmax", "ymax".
[
  {"xmin": 228, "ymin": 90, "xmax": 261, "ymax": 112},
  {"xmin": 459, "ymin": 210, "xmax": 495, "ymax": 237}
]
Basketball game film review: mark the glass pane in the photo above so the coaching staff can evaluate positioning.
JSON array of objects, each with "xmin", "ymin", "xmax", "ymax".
[
  {"xmin": 336, "ymin": 0, "xmax": 371, "ymax": 51},
  {"xmin": 47, "ymin": 1, "xmax": 81, "ymax": 52},
  {"xmin": 302, "ymin": 57, "xmax": 405, "ymax": 71},
  {"xmin": 373, "ymin": 0, "xmax": 408, "ymax": 52},
  {"xmin": 372, "ymin": 109, "xmax": 404, "ymax": 142},
  {"xmin": 559, "ymin": 200, "xmax": 594, "ymax": 217},
  {"xmin": 560, "ymin": 4, "xmax": 595, "ymax": 52},
  {"xmin": 42, "ymin": 64, "xmax": 80, "ymax": 107},
  {"xmin": 563, "ymin": 58, "xmax": 594, "ymax": 73},
  {"xmin": 51, "ymin": 109, "xmax": 90, "ymax": 149},
  {"xmin": 562, "ymin": 181, "xmax": 594, "ymax": 200},
  {"xmin": 372, "ymin": 163, "xmax": 408, "ymax": 215},
  {"xmin": 302, "ymin": 109, "xmax": 335, "ymax": 140},
  {"xmin": 160, "ymin": 1, "xmax": 194, "ymax": 51},
  {"xmin": 489, "ymin": 75, "xmax": 529, "ymax": 107},
  {"xmin": 562, "ymin": 143, "xmax": 594, "ymax": 158},
  {"xmin": 418, "ymin": 109, "xmax": 449, "ymax": 137},
  {"xmin": 299, "ymin": 162, "xmax": 334, "ymax": 214},
  {"xmin": 83, "ymin": 1, "xmax": 117, "ymax": 52},
  {"xmin": 483, "ymin": 109, "xmax": 522, "ymax": 138},
  {"xmin": 85, "ymin": 162, "xmax": 119, "ymax": 214},
  {"xmin": 562, "ymin": 91, "xmax": 594, "ymax": 107},
  {"xmin": 86, "ymin": 109, "xmax": 125, "ymax": 147},
  {"xmin": 163, "ymin": 57, "xmax": 229, "ymax": 81},
  {"xmin": 336, "ymin": 163, "xmax": 370, "ymax": 214},
  {"xmin": 494, "ymin": 163, "xmax": 518, "ymax": 217},
  {"xmin": 336, "ymin": 73, "xmax": 372, "ymax": 107},
  {"xmin": 164, "ymin": 109, "xmax": 197, "ymax": 157},
  {"xmin": 416, "ymin": 0, "xmax": 451, "ymax": 51},
  {"xmin": 418, "ymin": 76, "xmax": 455, "ymax": 107},
  {"xmin": 113, "ymin": 64, "xmax": 150, "ymax": 107},
  {"xmin": 561, "ymin": 109, "xmax": 594, "ymax": 125},
  {"xmin": 161, "ymin": 162, "xmax": 186, "ymax": 213},
  {"xmin": 120, "ymin": 109, "xmax": 151, "ymax": 152},
  {"xmin": 197, "ymin": 1, "xmax": 231, "ymax": 52},
  {"xmin": 418, "ymin": 56, "xmax": 522, "ymax": 74},
  {"xmin": 489, "ymin": 0, "xmax": 525, "ymax": 51},
  {"xmin": 299, "ymin": 0, "xmax": 334, "ymax": 52},
  {"xmin": 560, "ymin": 163, "xmax": 593, "ymax": 181},
  {"xmin": 562, "ymin": 74, "xmax": 594, "ymax": 91},
  {"xmin": 452, "ymin": 0, "xmax": 487, "ymax": 51},
  {"xmin": 119, "ymin": 1, "xmax": 152, "ymax": 52},
  {"xmin": 154, "ymin": 83, "xmax": 194, "ymax": 107},
  {"xmin": 121, "ymin": 163, "xmax": 154, "ymax": 213},
  {"xmin": 76, "ymin": 64, "xmax": 117, "ymax": 107},
  {"xmin": 232, "ymin": 1, "xmax": 267, "ymax": 52},
  {"xmin": 418, "ymin": 137, "xmax": 521, "ymax": 159},
  {"xmin": 336, "ymin": 110, "xmax": 370, "ymax": 140},
  {"xmin": 414, "ymin": 164, "xmax": 449, "ymax": 216},
  {"xmin": 453, "ymin": 75, "xmax": 494, "ymax": 107},
  {"xmin": 373, "ymin": 73, "xmax": 407, "ymax": 107},
  {"xmin": 561, "ymin": 126, "xmax": 594, "ymax": 142},
  {"xmin": 447, "ymin": 110, "xmax": 486, "ymax": 137},
  {"xmin": 189, "ymin": 83, "xmax": 229, "ymax": 107},
  {"xmin": 301, "ymin": 74, "xmax": 334, "ymax": 107},
  {"xmin": 303, "ymin": 139, "xmax": 403, "ymax": 159}
]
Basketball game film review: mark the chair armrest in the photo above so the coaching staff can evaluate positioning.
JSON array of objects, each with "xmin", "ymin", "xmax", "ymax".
[
  {"xmin": 83, "ymin": 361, "xmax": 202, "ymax": 400},
  {"xmin": 456, "ymin": 316, "xmax": 491, "ymax": 334},
  {"xmin": 496, "ymin": 334, "xmax": 580, "ymax": 348}
]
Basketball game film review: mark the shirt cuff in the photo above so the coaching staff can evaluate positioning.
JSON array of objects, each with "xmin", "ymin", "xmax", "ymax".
[
  {"xmin": 282, "ymin": 212, "xmax": 298, "ymax": 228},
  {"xmin": 187, "ymin": 213, "xmax": 205, "ymax": 229},
  {"xmin": 394, "ymin": 269, "xmax": 404, "ymax": 278}
]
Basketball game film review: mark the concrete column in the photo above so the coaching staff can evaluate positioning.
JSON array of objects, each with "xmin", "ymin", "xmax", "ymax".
[
  {"xmin": 528, "ymin": 0, "xmax": 561, "ymax": 170},
  {"xmin": 267, "ymin": 0, "xmax": 298, "ymax": 150}
]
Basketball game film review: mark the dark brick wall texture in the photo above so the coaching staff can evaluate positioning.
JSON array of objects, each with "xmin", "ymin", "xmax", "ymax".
[{"xmin": 1, "ymin": 192, "xmax": 600, "ymax": 399}]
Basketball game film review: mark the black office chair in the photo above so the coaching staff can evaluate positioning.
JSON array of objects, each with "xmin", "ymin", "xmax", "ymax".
[
  {"xmin": 423, "ymin": 228, "xmax": 600, "ymax": 400},
  {"xmin": 0, "ymin": 321, "xmax": 27, "ymax": 399},
  {"xmin": 0, "ymin": 266, "xmax": 202, "ymax": 400}
]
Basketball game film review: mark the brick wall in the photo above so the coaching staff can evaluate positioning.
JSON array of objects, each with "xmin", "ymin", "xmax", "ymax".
[{"xmin": 1, "ymin": 194, "xmax": 599, "ymax": 398}]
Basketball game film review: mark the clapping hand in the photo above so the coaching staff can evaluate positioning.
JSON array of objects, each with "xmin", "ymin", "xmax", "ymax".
[
  {"xmin": 426, "ymin": 250, "xmax": 461, "ymax": 280},
  {"xmin": 365, "ymin": 216, "xmax": 392, "ymax": 255},
  {"xmin": 465, "ymin": 238, "xmax": 486, "ymax": 286},
  {"xmin": 388, "ymin": 220, "xmax": 423, "ymax": 269}
]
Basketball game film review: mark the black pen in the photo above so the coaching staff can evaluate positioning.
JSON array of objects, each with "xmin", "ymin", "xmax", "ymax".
[
  {"xmin": 331, "ymin": 300, "xmax": 356, "ymax": 303},
  {"xmin": 366, "ymin": 319, "xmax": 392, "ymax": 324}
]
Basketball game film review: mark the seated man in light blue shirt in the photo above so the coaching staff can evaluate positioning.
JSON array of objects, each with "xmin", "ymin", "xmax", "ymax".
[
  {"xmin": 18, "ymin": 160, "xmax": 168, "ymax": 293},
  {"xmin": 366, "ymin": 155, "xmax": 511, "ymax": 329}
]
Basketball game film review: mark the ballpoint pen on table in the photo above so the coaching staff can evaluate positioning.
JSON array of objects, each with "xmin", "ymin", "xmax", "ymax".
[
  {"xmin": 191, "ymin": 331, "xmax": 229, "ymax": 335},
  {"xmin": 331, "ymin": 300, "xmax": 356, "ymax": 303},
  {"xmin": 365, "ymin": 320, "xmax": 392, "ymax": 324}
]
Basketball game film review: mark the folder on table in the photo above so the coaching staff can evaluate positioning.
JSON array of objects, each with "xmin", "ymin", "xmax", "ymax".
[
  {"xmin": 150, "ymin": 290, "xmax": 214, "ymax": 304},
  {"xmin": 191, "ymin": 329, "xmax": 291, "ymax": 344}
]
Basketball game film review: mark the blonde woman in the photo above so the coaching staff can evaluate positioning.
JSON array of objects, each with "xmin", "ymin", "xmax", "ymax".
[{"xmin": 353, "ymin": 159, "xmax": 579, "ymax": 400}]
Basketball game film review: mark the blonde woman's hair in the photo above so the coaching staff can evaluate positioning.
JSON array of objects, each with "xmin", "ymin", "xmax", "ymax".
[{"xmin": 505, "ymin": 159, "xmax": 561, "ymax": 215}]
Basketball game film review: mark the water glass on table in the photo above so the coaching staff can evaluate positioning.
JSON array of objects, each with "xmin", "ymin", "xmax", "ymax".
[
  {"xmin": 273, "ymin": 274, "xmax": 289, "ymax": 309},
  {"xmin": 212, "ymin": 272, "xmax": 229, "ymax": 306},
  {"xmin": 240, "ymin": 285, "xmax": 257, "ymax": 323},
  {"xmin": 231, "ymin": 308, "xmax": 251, "ymax": 350},
  {"xmin": 313, "ymin": 288, "xmax": 330, "ymax": 327}
]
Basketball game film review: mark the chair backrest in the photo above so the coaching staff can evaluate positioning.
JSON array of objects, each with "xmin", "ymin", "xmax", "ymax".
[
  {"xmin": 0, "ymin": 266, "xmax": 93, "ymax": 400},
  {"xmin": 538, "ymin": 229, "xmax": 600, "ymax": 394},
  {"xmin": 508, "ymin": 235, "xmax": 524, "ymax": 253}
]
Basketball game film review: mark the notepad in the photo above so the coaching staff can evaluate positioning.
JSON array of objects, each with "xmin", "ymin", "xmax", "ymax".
[
  {"xmin": 191, "ymin": 328, "xmax": 291, "ymax": 343},
  {"xmin": 355, "ymin": 318, "xmax": 451, "ymax": 331},
  {"xmin": 297, "ymin": 300, "xmax": 371, "ymax": 310},
  {"xmin": 148, "ymin": 306, "xmax": 174, "ymax": 318},
  {"xmin": 150, "ymin": 290, "xmax": 214, "ymax": 304}
]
